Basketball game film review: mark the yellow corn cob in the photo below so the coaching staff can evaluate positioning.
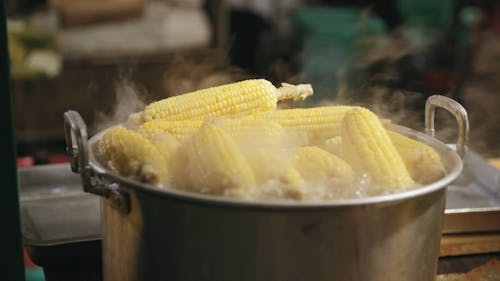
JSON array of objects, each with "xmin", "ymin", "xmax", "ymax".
[
  {"xmin": 387, "ymin": 130, "xmax": 446, "ymax": 184},
  {"xmin": 186, "ymin": 124, "xmax": 256, "ymax": 194},
  {"xmin": 293, "ymin": 146, "xmax": 355, "ymax": 182},
  {"xmin": 139, "ymin": 117, "xmax": 283, "ymax": 140},
  {"xmin": 140, "ymin": 119, "xmax": 203, "ymax": 139},
  {"xmin": 98, "ymin": 127, "xmax": 168, "ymax": 186},
  {"xmin": 132, "ymin": 79, "xmax": 313, "ymax": 124},
  {"xmin": 266, "ymin": 106, "xmax": 353, "ymax": 143},
  {"xmin": 341, "ymin": 107, "xmax": 414, "ymax": 190}
]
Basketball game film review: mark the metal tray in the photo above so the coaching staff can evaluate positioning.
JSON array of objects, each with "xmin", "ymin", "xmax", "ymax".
[
  {"xmin": 18, "ymin": 163, "xmax": 102, "ymax": 279},
  {"xmin": 444, "ymin": 149, "xmax": 500, "ymax": 234},
  {"xmin": 18, "ymin": 163, "xmax": 101, "ymax": 247}
]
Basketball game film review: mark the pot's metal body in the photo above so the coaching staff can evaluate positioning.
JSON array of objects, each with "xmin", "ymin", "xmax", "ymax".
[
  {"xmin": 102, "ymin": 184, "xmax": 447, "ymax": 281},
  {"xmin": 64, "ymin": 95, "xmax": 468, "ymax": 281}
]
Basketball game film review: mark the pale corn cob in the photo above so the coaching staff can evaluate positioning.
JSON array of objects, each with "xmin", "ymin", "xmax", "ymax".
[
  {"xmin": 266, "ymin": 106, "xmax": 353, "ymax": 143},
  {"xmin": 227, "ymin": 184, "xmax": 305, "ymax": 201},
  {"xmin": 320, "ymin": 136, "xmax": 343, "ymax": 156},
  {"xmin": 131, "ymin": 79, "xmax": 313, "ymax": 124},
  {"xmin": 387, "ymin": 130, "xmax": 446, "ymax": 184},
  {"xmin": 186, "ymin": 124, "xmax": 256, "ymax": 194},
  {"xmin": 98, "ymin": 127, "xmax": 168, "ymax": 186},
  {"xmin": 293, "ymin": 146, "xmax": 355, "ymax": 182},
  {"xmin": 212, "ymin": 117, "xmax": 283, "ymax": 137},
  {"xmin": 150, "ymin": 132, "xmax": 191, "ymax": 189},
  {"xmin": 244, "ymin": 148, "xmax": 303, "ymax": 187},
  {"xmin": 139, "ymin": 117, "xmax": 282, "ymax": 140},
  {"xmin": 150, "ymin": 132, "xmax": 180, "ymax": 163},
  {"xmin": 230, "ymin": 148, "xmax": 305, "ymax": 201},
  {"xmin": 341, "ymin": 107, "xmax": 414, "ymax": 189}
]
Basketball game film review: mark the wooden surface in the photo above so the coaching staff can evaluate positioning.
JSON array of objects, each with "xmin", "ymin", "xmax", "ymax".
[
  {"xmin": 437, "ymin": 258, "xmax": 500, "ymax": 280},
  {"xmin": 441, "ymin": 233, "xmax": 500, "ymax": 257}
]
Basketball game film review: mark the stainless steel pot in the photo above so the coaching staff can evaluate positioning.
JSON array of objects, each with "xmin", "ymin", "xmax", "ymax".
[{"xmin": 64, "ymin": 95, "xmax": 468, "ymax": 281}]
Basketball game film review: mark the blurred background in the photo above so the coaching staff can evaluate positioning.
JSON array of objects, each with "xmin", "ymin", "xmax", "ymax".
[{"xmin": 6, "ymin": 0, "xmax": 500, "ymax": 166}]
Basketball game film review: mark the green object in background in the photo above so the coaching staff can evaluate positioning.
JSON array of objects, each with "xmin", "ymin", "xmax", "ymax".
[
  {"xmin": 295, "ymin": 7, "xmax": 386, "ymax": 45},
  {"xmin": 0, "ymin": 2, "xmax": 25, "ymax": 281},
  {"xmin": 294, "ymin": 6, "xmax": 387, "ymax": 101},
  {"xmin": 457, "ymin": 6, "xmax": 481, "ymax": 43},
  {"xmin": 396, "ymin": 0, "xmax": 454, "ymax": 31},
  {"xmin": 25, "ymin": 269, "xmax": 45, "ymax": 281}
]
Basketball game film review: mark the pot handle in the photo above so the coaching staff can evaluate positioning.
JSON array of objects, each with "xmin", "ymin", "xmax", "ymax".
[
  {"xmin": 64, "ymin": 111, "xmax": 130, "ymax": 213},
  {"xmin": 64, "ymin": 110, "xmax": 88, "ymax": 174},
  {"xmin": 64, "ymin": 110, "xmax": 109, "ymax": 197},
  {"xmin": 425, "ymin": 95, "xmax": 469, "ymax": 158}
]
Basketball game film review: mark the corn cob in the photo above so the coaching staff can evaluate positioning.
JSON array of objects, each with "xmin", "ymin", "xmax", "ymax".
[
  {"xmin": 244, "ymin": 148, "xmax": 303, "ymax": 187},
  {"xmin": 131, "ymin": 79, "xmax": 313, "ymax": 124},
  {"xmin": 186, "ymin": 124, "xmax": 256, "ymax": 194},
  {"xmin": 387, "ymin": 130, "xmax": 445, "ymax": 184},
  {"xmin": 98, "ymin": 127, "xmax": 168, "ymax": 186},
  {"xmin": 212, "ymin": 117, "xmax": 282, "ymax": 137},
  {"xmin": 150, "ymin": 132, "xmax": 180, "ymax": 163},
  {"xmin": 139, "ymin": 117, "xmax": 282, "ymax": 140},
  {"xmin": 293, "ymin": 146, "xmax": 355, "ymax": 182},
  {"xmin": 320, "ymin": 136, "xmax": 343, "ymax": 156},
  {"xmin": 140, "ymin": 119, "xmax": 203, "ymax": 139},
  {"xmin": 229, "ymin": 148, "xmax": 305, "ymax": 201},
  {"xmin": 149, "ymin": 132, "xmax": 192, "ymax": 189},
  {"xmin": 266, "ymin": 106, "xmax": 353, "ymax": 143},
  {"xmin": 341, "ymin": 107, "xmax": 414, "ymax": 190}
]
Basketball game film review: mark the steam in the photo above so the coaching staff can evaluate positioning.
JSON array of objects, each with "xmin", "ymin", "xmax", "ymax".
[
  {"xmin": 285, "ymin": 27, "xmax": 468, "ymax": 150},
  {"xmin": 91, "ymin": 58, "xmax": 248, "ymax": 133},
  {"xmin": 91, "ymin": 26, "xmax": 495, "ymax": 202},
  {"xmin": 93, "ymin": 78, "xmax": 146, "ymax": 132},
  {"xmin": 160, "ymin": 58, "xmax": 249, "ymax": 97}
]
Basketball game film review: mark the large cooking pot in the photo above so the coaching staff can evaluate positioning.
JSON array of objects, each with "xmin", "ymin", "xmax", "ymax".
[{"xmin": 64, "ymin": 95, "xmax": 468, "ymax": 281}]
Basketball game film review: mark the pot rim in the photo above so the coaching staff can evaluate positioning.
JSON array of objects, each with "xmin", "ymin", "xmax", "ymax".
[{"xmin": 88, "ymin": 123, "xmax": 463, "ymax": 209}]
